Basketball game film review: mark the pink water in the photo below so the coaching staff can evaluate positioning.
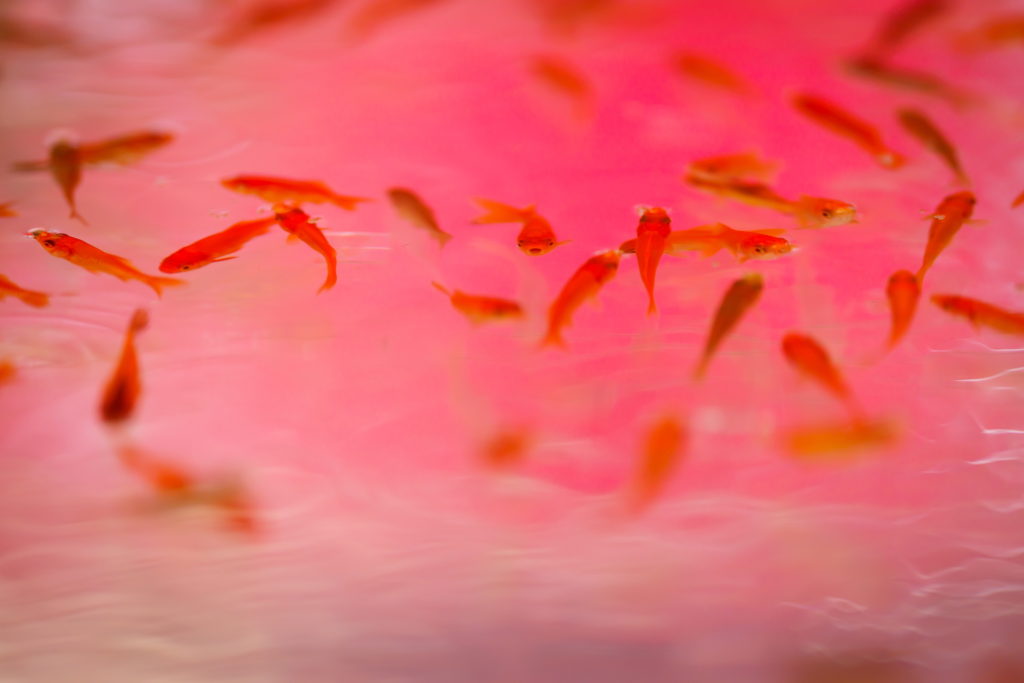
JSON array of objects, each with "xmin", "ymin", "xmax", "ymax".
[{"xmin": 2, "ymin": 0, "xmax": 1024, "ymax": 681}]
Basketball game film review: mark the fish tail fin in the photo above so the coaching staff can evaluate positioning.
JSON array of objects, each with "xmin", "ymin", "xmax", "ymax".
[
  {"xmin": 540, "ymin": 327, "xmax": 567, "ymax": 349},
  {"xmin": 70, "ymin": 206, "xmax": 88, "ymax": 225},
  {"xmin": 700, "ymin": 242, "xmax": 723, "ymax": 257},
  {"xmin": 647, "ymin": 296, "xmax": 657, "ymax": 316},
  {"xmin": 692, "ymin": 356, "xmax": 709, "ymax": 382},
  {"xmin": 20, "ymin": 291, "xmax": 50, "ymax": 308},
  {"xmin": 146, "ymin": 276, "xmax": 186, "ymax": 297},
  {"xmin": 472, "ymin": 198, "xmax": 529, "ymax": 224},
  {"xmin": 317, "ymin": 268, "xmax": 338, "ymax": 294},
  {"xmin": 129, "ymin": 309, "xmax": 149, "ymax": 334},
  {"xmin": 331, "ymin": 194, "xmax": 371, "ymax": 211},
  {"xmin": 437, "ymin": 230, "xmax": 454, "ymax": 247},
  {"xmin": 431, "ymin": 281, "xmax": 452, "ymax": 297}
]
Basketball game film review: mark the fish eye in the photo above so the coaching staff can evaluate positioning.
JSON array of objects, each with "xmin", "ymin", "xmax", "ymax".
[
  {"xmin": 546, "ymin": 239, "xmax": 554, "ymax": 246},
  {"xmin": 517, "ymin": 240, "xmax": 524, "ymax": 246},
  {"xmin": 754, "ymin": 244, "xmax": 766, "ymax": 254},
  {"xmin": 821, "ymin": 209, "xmax": 833, "ymax": 218},
  {"xmin": 43, "ymin": 240, "xmax": 56, "ymax": 248},
  {"xmin": 180, "ymin": 264, "xmax": 190, "ymax": 271}
]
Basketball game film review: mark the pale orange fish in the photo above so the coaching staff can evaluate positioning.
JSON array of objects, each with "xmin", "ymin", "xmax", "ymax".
[
  {"xmin": 0, "ymin": 202, "xmax": 16, "ymax": 217},
  {"xmin": 633, "ymin": 206, "xmax": 672, "ymax": 315},
  {"xmin": 49, "ymin": 139, "xmax": 85, "ymax": 222},
  {"xmin": 480, "ymin": 427, "xmax": 530, "ymax": 468},
  {"xmin": 344, "ymin": 0, "xmax": 448, "ymax": 41},
  {"xmin": 273, "ymin": 205, "xmax": 338, "ymax": 293},
  {"xmin": 784, "ymin": 418, "xmax": 898, "ymax": 460},
  {"xmin": 100, "ymin": 309, "xmax": 148, "ymax": 425},
  {"xmin": 542, "ymin": 249, "xmax": 621, "ymax": 348},
  {"xmin": 626, "ymin": 414, "xmax": 686, "ymax": 513},
  {"xmin": 672, "ymin": 52, "xmax": 749, "ymax": 94},
  {"xmin": 0, "ymin": 360, "xmax": 14, "ymax": 385},
  {"xmin": 1012, "ymin": 189, "xmax": 1024, "ymax": 209},
  {"xmin": 77, "ymin": 130, "xmax": 174, "ymax": 166},
  {"xmin": 932, "ymin": 294, "xmax": 1024, "ymax": 337},
  {"xmin": 387, "ymin": 187, "xmax": 453, "ymax": 247},
  {"xmin": 212, "ymin": 0, "xmax": 338, "ymax": 45},
  {"xmin": 472, "ymin": 198, "xmax": 569, "ymax": 255},
  {"xmin": 864, "ymin": 0, "xmax": 949, "ymax": 56},
  {"xmin": 885, "ymin": 270, "xmax": 920, "ymax": 350},
  {"xmin": 431, "ymin": 282, "xmax": 523, "ymax": 324},
  {"xmin": 685, "ymin": 151, "xmax": 778, "ymax": 183},
  {"xmin": 782, "ymin": 332, "xmax": 861, "ymax": 417},
  {"xmin": 621, "ymin": 223, "xmax": 792, "ymax": 263},
  {"xmin": 844, "ymin": 55, "xmax": 972, "ymax": 106},
  {"xmin": 160, "ymin": 217, "xmax": 276, "ymax": 273},
  {"xmin": 0, "ymin": 274, "xmax": 49, "ymax": 307},
  {"xmin": 916, "ymin": 190, "xmax": 976, "ymax": 282},
  {"xmin": 684, "ymin": 175, "xmax": 858, "ymax": 229},
  {"xmin": 897, "ymin": 108, "xmax": 968, "ymax": 185},
  {"xmin": 956, "ymin": 14, "xmax": 1024, "ymax": 51},
  {"xmin": 27, "ymin": 229, "xmax": 184, "ymax": 296},
  {"xmin": 118, "ymin": 443, "xmax": 194, "ymax": 494},
  {"xmin": 792, "ymin": 93, "xmax": 904, "ymax": 169},
  {"xmin": 531, "ymin": 54, "xmax": 593, "ymax": 119},
  {"xmin": 222, "ymin": 175, "xmax": 369, "ymax": 211},
  {"xmin": 693, "ymin": 272, "xmax": 764, "ymax": 380}
]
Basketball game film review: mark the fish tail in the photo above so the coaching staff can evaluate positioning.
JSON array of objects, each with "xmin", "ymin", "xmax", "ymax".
[
  {"xmin": 540, "ymin": 327, "xmax": 567, "ymax": 349},
  {"xmin": 146, "ymin": 276, "xmax": 186, "ymax": 297},
  {"xmin": 431, "ymin": 281, "xmax": 451, "ymax": 297},
  {"xmin": 436, "ymin": 230, "xmax": 454, "ymax": 247},
  {"xmin": 129, "ymin": 309, "xmax": 150, "ymax": 334},
  {"xmin": 19, "ymin": 291, "xmax": 50, "ymax": 308},
  {"xmin": 70, "ymin": 206, "xmax": 88, "ymax": 225},
  {"xmin": 647, "ymin": 296, "xmax": 657, "ymax": 316},
  {"xmin": 472, "ymin": 198, "xmax": 529, "ymax": 224},
  {"xmin": 330, "ymin": 194, "xmax": 371, "ymax": 211},
  {"xmin": 318, "ymin": 268, "xmax": 338, "ymax": 294},
  {"xmin": 691, "ymin": 356, "xmax": 709, "ymax": 382}
]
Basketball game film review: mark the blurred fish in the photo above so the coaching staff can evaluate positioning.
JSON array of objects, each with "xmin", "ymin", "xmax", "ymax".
[
  {"xmin": 119, "ymin": 443, "xmax": 193, "ymax": 494},
  {"xmin": 472, "ymin": 198, "xmax": 568, "ymax": 255},
  {"xmin": 916, "ymin": 190, "xmax": 976, "ymax": 282},
  {"xmin": 388, "ymin": 187, "xmax": 453, "ymax": 247},
  {"xmin": 344, "ymin": 0, "xmax": 448, "ymax": 41},
  {"xmin": 0, "ymin": 360, "xmax": 14, "ymax": 385},
  {"xmin": 684, "ymin": 176, "xmax": 858, "ymax": 229},
  {"xmin": 932, "ymin": 294, "xmax": 1024, "ymax": 337},
  {"xmin": 0, "ymin": 274, "xmax": 49, "ymax": 307},
  {"xmin": 620, "ymin": 223, "xmax": 792, "ymax": 263},
  {"xmin": 99, "ymin": 309, "xmax": 148, "ymax": 425},
  {"xmin": 48, "ymin": 139, "xmax": 85, "ymax": 222},
  {"xmin": 785, "ymin": 419, "xmax": 898, "ymax": 459},
  {"xmin": 885, "ymin": 270, "xmax": 920, "ymax": 350},
  {"xmin": 542, "ymin": 249, "xmax": 621, "ymax": 348},
  {"xmin": 782, "ymin": 332, "xmax": 862, "ymax": 416},
  {"xmin": 844, "ymin": 55, "xmax": 972, "ymax": 106},
  {"xmin": 160, "ymin": 217, "xmax": 276, "ymax": 273},
  {"xmin": 273, "ymin": 205, "xmax": 338, "ymax": 293},
  {"xmin": 530, "ymin": 54, "xmax": 593, "ymax": 120},
  {"xmin": 626, "ymin": 414, "xmax": 686, "ymax": 513},
  {"xmin": 212, "ymin": 0, "xmax": 338, "ymax": 45},
  {"xmin": 78, "ymin": 130, "xmax": 175, "ymax": 166},
  {"xmin": 863, "ymin": 0, "xmax": 949, "ymax": 56},
  {"xmin": 0, "ymin": 15, "xmax": 73, "ymax": 48},
  {"xmin": 1012, "ymin": 189, "xmax": 1024, "ymax": 209},
  {"xmin": 956, "ymin": 14, "xmax": 1024, "ymax": 51},
  {"xmin": 792, "ymin": 93, "xmax": 904, "ymax": 169},
  {"xmin": 672, "ymin": 52, "xmax": 749, "ymax": 94},
  {"xmin": 27, "ymin": 229, "xmax": 184, "ymax": 296},
  {"xmin": 481, "ymin": 427, "xmax": 530, "ymax": 468},
  {"xmin": 632, "ymin": 206, "xmax": 672, "ymax": 315},
  {"xmin": 685, "ymin": 151, "xmax": 779, "ymax": 183},
  {"xmin": 897, "ymin": 108, "xmax": 969, "ymax": 185},
  {"xmin": 431, "ymin": 282, "xmax": 523, "ymax": 324},
  {"xmin": 222, "ymin": 175, "xmax": 370, "ymax": 211},
  {"xmin": 0, "ymin": 201, "xmax": 16, "ymax": 217},
  {"xmin": 693, "ymin": 272, "xmax": 764, "ymax": 380}
]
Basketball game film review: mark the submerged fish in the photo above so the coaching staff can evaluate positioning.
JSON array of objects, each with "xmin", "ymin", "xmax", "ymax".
[
  {"xmin": 932, "ymin": 294, "xmax": 1024, "ymax": 337},
  {"xmin": 685, "ymin": 151, "xmax": 778, "ymax": 183},
  {"xmin": 431, "ymin": 282, "xmax": 523, "ymax": 324},
  {"xmin": 344, "ymin": 0, "xmax": 448, "ymax": 41},
  {"xmin": 49, "ymin": 139, "xmax": 85, "ymax": 222},
  {"xmin": 672, "ymin": 52, "xmax": 749, "ymax": 94},
  {"xmin": 99, "ymin": 309, "xmax": 149, "ymax": 425},
  {"xmin": 897, "ymin": 108, "xmax": 968, "ymax": 185},
  {"xmin": 1013, "ymin": 189, "xmax": 1024, "ymax": 209},
  {"xmin": 957, "ymin": 14, "xmax": 1024, "ymax": 51},
  {"xmin": 472, "ymin": 198, "xmax": 568, "ymax": 255},
  {"xmin": 273, "ymin": 205, "xmax": 338, "ymax": 293},
  {"xmin": 78, "ymin": 130, "xmax": 175, "ymax": 166},
  {"xmin": 531, "ymin": 54, "xmax": 593, "ymax": 119},
  {"xmin": 693, "ymin": 272, "xmax": 764, "ymax": 380},
  {"xmin": 916, "ymin": 190, "xmax": 976, "ymax": 282},
  {"xmin": 885, "ymin": 270, "xmax": 921, "ymax": 350},
  {"xmin": 792, "ymin": 93, "xmax": 904, "ymax": 169},
  {"xmin": 222, "ymin": 175, "xmax": 369, "ymax": 211},
  {"xmin": 684, "ymin": 175, "xmax": 858, "ymax": 229},
  {"xmin": 785, "ymin": 419, "xmax": 898, "ymax": 459},
  {"xmin": 0, "ymin": 202, "xmax": 17, "ymax": 217},
  {"xmin": 0, "ymin": 360, "xmax": 15, "ymax": 385},
  {"xmin": 864, "ymin": 0, "xmax": 949, "ymax": 56},
  {"xmin": 782, "ymin": 332, "xmax": 861, "ymax": 417},
  {"xmin": 626, "ymin": 414, "xmax": 687, "ymax": 513},
  {"xmin": 620, "ymin": 223, "xmax": 792, "ymax": 263},
  {"xmin": 388, "ymin": 187, "xmax": 453, "ymax": 247},
  {"xmin": 27, "ymin": 229, "xmax": 184, "ymax": 296},
  {"xmin": 0, "ymin": 274, "xmax": 50, "ymax": 307},
  {"xmin": 480, "ymin": 427, "xmax": 531, "ymax": 468},
  {"xmin": 633, "ymin": 206, "xmax": 672, "ymax": 315},
  {"xmin": 542, "ymin": 249, "xmax": 621, "ymax": 348},
  {"xmin": 212, "ymin": 0, "xmax": 338, "ymax": 45},
  {"xmin": 160, "ymin": 218, "xmax": 276, "ymax": 273},
  {"xmin": 844, "ymin": 55, "xmax": 972, "ymax": 106}
]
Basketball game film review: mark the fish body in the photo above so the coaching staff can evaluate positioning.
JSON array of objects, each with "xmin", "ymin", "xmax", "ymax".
[
  {"xmin": 916, "ymin": 190, "xmax": 976, "ymax": 282},
  {"xmin": 0, "ymin": 274, "xmax": 50, "ymax": 307},
  {"xmin": 782, "ymin": 332, "xmax": 860, "ymax": 416},
  {"xmin": 222, "ymin": 175, "xmax": 369, "ymax": 211},
  {"xmin": 685, "ymin": 175, "xmax": 792, "ymax": 213},
  {"xmin": 932, "ymin": 294, "xmax": 1024, "ymax": 336},
  {"xmin": 622, "ymin": 223, "xmax": 792, "ymax": 263},
  {"xmin": 844, "ymin": 56, "xmax": 971, "ymax": 106},
  {"xmin": 898, "ymin": 108, "xmax": 968, "ymax": 185},
  {"xmin": 79, "ymin": 131, "xmax": 174, "ymax": 166},
  {"xmin": 27, "ymin": 229, "xmax": 184, "ymax": 296},
  {"xmin": 958, "ymin": 15, "xmax": 1024, "ymax": 51},
  {"xmin": 627, "ymin": 414, "xmax": 686, "ymax": 513},
  {"xmin": 388, "ymin": 187, "xmax": 453, "ymax": 247},
  {"xmin": 785, "ymin": 419, "xmax": 897, "ymax": 459},
  {"xmin": 685, "ymin": 151, "xmax": 778, "ymax": 183},
  {"xmin": 792, "ymin": 93, "xmax": 904, "ymax": 168},
  {"xmin": 49, "ymin": 140, "xmax": 85, "ymax": 222},
  {"xmin": 542, "ymin": 249, "xmax": 621, "ymax": 347},
  {"xmin": 472, "ymin": 198, "xmax": 567, "ymax": 255},
  {"xmin": 0, "ymin": 360, "xmax": 14, "ymax": 385},
  {"xmin": 693, "ymin": 272, "xmax": 764, "ymax": 380},
  {"xmin": 213, "ymin": 0, "xmax": 337, "ymax": 45},
  {"xmin": 866, "ymin": 0, "xmax": 949, "ymax": 56},
  {"xmin": 0, "ymin": 202, "xmax": 16, "ymax": 217},
  {"xmin": 160, "ymin": 217, "xmax": 275, "ymax": 273},
  {"xmin": 672, "ymin": 52, "xmax": 748, "ymax": 93},
  {"xmin": 634, "ymin": 206, "xmax": 672, "ymax": 314},
  {"xmin": 344, "ymin": 0, "xmax": 446, "ymax": 41},
  {"xmin": 531, "ymin": 54, "xmax": 593, "ymax": 118},
  {"xmin": 481, "ymin": 427, "xmax": 530, "ymax": 468},
  {"xmin": 432, "ymin": 282, "xmax": 523, "ymax": 324},
  {"xmin": 1013, "ymin": 189, "xmax": 1024, "ymax": 208},
  {"xmin": 273, "ymin": 206, "xmax": 338, "ymax": 293},
  {"xmin": 886, "ymin": 270, "xmax": 921, "ymax": 349},
  {"xmin": 100, "ymin": 309, "xmax": 148, "ymax": 424}
]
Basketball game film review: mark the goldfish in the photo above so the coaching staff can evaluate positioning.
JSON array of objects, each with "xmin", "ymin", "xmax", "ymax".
[
  {"xmin": 27, "ymin": 229, "xmax": 184, "ymax": 296},
  {"xmin": 273, "ymin": 205, "xmax": 338, "ymax": 293},
  {"xmin": 956, "ymin": 14, "xmax": 1024, "ymax": 51},
  {"xmin": 632, "ymin": 206, "xmax": 672, "ymax": 314},
  {"xmin": 481, "ymin": 427, "xmax": 530, "ymax": 468},
  {"xmin": 782, "ymin": 332, "xmax": 861, "ymax": 417},
  {"xmin": 212, "ymin": 0, "xmax": 338, "ymax": 45},
  {"xmin": 387, "ymin": 187, "xmax": 453, "ymax": 247},
  {"xmin": 530, "ymin": 54, "xmax": 593, "ymax": 119},
  {"xmin": 472, "ymin": 198, "xmax": 569, "ymax": 255},
  {"xmin": 1012, "ymin": 189, "xmax": 1024, "ymax": 209},
  {"xmin": 684, "ymin": 176, "xmax": 858, "ymax": 229},
  {"xmin": 0, "ymin": 202, "xmax": 16, "ymax": 217},
  {"xmin": 885, "ymin": 270, "xmax": 920, "ymax": 350},
  {"xmin": 693, "ymin": 272, "xmax": 764, "ymax": 380},
  {"xmin": 222, "ymin": 175, "xmax": 369, "ymax": 211},
  {"xmin": 344, "ymin": 0, "xmax": 447, "ymax": 41},
  {"xmin": 542, "ymin": 249, "xmax": 621, "ymax": 348},
  {"xmin": 0, "ymin": 360, "xmax": 14, "ymax": 385},
  {"xmin": 792, "ymin": 93, "xmax": 904, "ymax": 169},
  {"xmin": 49, "ymin": 139, "xmax": 85, "ymax": 222},
  {"xmin": 160, "ymin": 217, "xmax": 276, "ymax": 273},
  {"xmin": 118, "ymin": 444, "xmax": 193, "ymax": 494},
  {"xmin": 931, "ymin": 294, "xmax": 1024, "ymax": 337},
  {"xmin": 844, "ymin": 56, "xmax": 972, "ymax": 106},
  {"xmin": 626, "ymin": 414, "xmax": 686, "ymax": 513},
  {"xmin": 621, "ymin": 223, "xmax": 792, "ymax": 263},
  {"xmin": 0, "ymin": 274, "xmax": 50, "ymax": 307},
  {"xmin": 864, "ymin": 0, "xmax": 949, "ymax": 56},
  {"xmin": 432, "ymin": 282, "xmax": 523, "ymax": 324},
  {"xmin": 77, "ymin": 130, "xmax": 174, "ymax": 166},
  {"xmin": 784, "ymin": 419, "xmax": 898, "ymax": 459},
  {"xmin": 916, "ymin": 190, "xmax": 976, "ymax": 282},
  {"xmin": 99, "ymin": 309, "xmax": 148, "ymax": 425},
  {"xmin": 672, "ymin": 52, "xmax": 749, "ymax": 94},
  {"xmin": 685, "ymin": 151, "xmax": 778, "ymax": 183},
  {"xmin": 897, "ymin": 108, "xmax": 968, "ymax": 185}
]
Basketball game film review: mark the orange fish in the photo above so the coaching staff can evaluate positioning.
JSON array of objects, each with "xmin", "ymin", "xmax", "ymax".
[
  {"xmin": 621, "ymin": 223, "xmax": 792, "ymax": 263},
  {"xmin": 0, "ymin": 360, "xmax": 15, "ymax": 385},
  {"xmin": 932, "ymin": 294, "xmax": 1024, "ymax": 337},
  {"xmin": 865, "ymin": 0, "xmax": 949, "ymax": 56},
  {"xmin": 0, "ymin": 202, "xmax": 16, "ymax": 217},
  {"xmin": 49, "ymin": 139, "xmax": 85, "ymax": 222},
  {"xmin": 472, "ymin": 198, "xmax": 569, "ymax": 255},
  {"xmin": 273, "ymin": 205, "xmax": 338, "ymax": 293},
  {"xmin": 916, "ymin": 190, "xmax": 976, "ymax": 282},
  {"xmin": 0, "ymin": 274, "xmax": 50, "ymax": 307},
  {"xmin": 213, "ymin": 0, "xmax": 338, "ymax": 45},
  {"xmin": 1013, "ymin": 190, "xmax": 1024, "ymax": 208},
  {"xmin": 542, "ymin": 249, "xmax": 621, "ymax": 348},
  {"xmin": 77, "ymin": 130, "xmax": 174, "ymax": 166},
  {"xmin": 626, "ymin": 414, "xmax": 687, "ymax": 513},
  {"xmin": 885, "ymin": 270, "xmax": 920, "ymax": 349},
  {"xmin": 27, "ymin": 229, "xmax": 184, "ymax": 296},
  {"xmin": 531, "ymin": 54, "xmax": 593, "ymax": 119},
  {"xmin": 844, "ymin": 55, "xmax": 971, "ymax": 106},
  {"xmin": 99, "ymin": 309, "xmax": 148, "ymax": 425},
  {"xmin": 160, "ymin": 217, "xmax": 276, "ymax": 273},
  {"xmin": 672, "ymin": 52, "xmax": 749, "ymax": 94},
  {"xmin": 222, "ymin": 175, "xmax": 369, "ymax": 211},
  {"xmin": 685, "ymin": 151, "xmax": 778, "ymax": 183},
  {"xmin": 792, "ymin": 93, "xmax": 904, "ymax": 169},
  {"xmin": 957, "ymin": 14, "xmax": 1024, "ymax": 51},
  {"xmin": 693, "ymin": 272, "xmax": 764, "ymax": 380},
  {"xmin": 344, "ymin": 0, "xmax": 447, "ymax": 41},
  {"xmin": 897, "ymin": 108, "xmax": 968, "ymax": 185},
  {"xmin": 684, "ymin": 176, "xmax": 858, "ymax": 229},
  {"xmin": 785, "ymin": 419, "xmax": 898, "ymax": 459},
  {"xmin": 387, "ymin": 187, "xmax": 453, "ymax": 247},
  {"xmin": 431, "ymin": 282, "xmax": 523, "ymax": 324},
  {"xmin": 633, "ymin": 206, "xmax": 672, "ymax": 314},
  {"xmin": 118, "ymin": 444, "xmax": 194, "ymax": 495},
  {"xmin": 782, "ymin": 332, "xmax": 861, "ymax": 417},
  {"xmin": 481, "ymin": 427, "xmax": 531, "ymax": 468}
]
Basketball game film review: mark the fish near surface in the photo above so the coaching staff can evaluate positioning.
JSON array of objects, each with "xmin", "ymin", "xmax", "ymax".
[
  {"xmin": 160, "ymin": 217, "xmax": 276, "ymax": 273},
  {"xmin": 431, "ymin": 282, "xmax": 523, "ymax": 324},
  {"xmin": 684, "ymin": 175, "xmax": 857, "ymax": 229},
  {"xmin": 542, "ymin": 249, "xmax": 621, "ymax": 348},
  {"xmin": 781, "ymin": 332, "xmax": 862, "ymax": 417},
  {"xmin": 472, "ymin": 198, "xmax": 568, "ymax": 255},
  {"xmin": 885, "ymin": 270, "xmax": 921, "ymax": 350},
  {"xmin": 99, "ymin": 309, "xmax": 149, "ymax": 425},
  {"xmin": 693, "ymin": 272, "xmax": 764, "ymax": 380},
  {"xmin": 273, "ymin": 205, "xmax": 338, "ymax": 293},
  {"xmin": 633, "ymin": 206, "xmax": 672, "ymax": 315},
  {"xmin": 897, "ymin": 108, "xmax": 968, "ymax": 185},
  {"xmin": 621, "ymin": 223, "xmax": 792, "ymax": 263},
  {"xmin": 916, "ymin": 190, "xmax": 976, "ymax": 282},
  {"xmin": 388, "ymin": 187, "xmax": 453, "ymax": 247},
  {"xmin": 792, "ymin": 93, "xmax": 904, "ymax": 169},
  {"xmin": 222, "ymin": 175, "xmax": 369, "ymax": 211},
  {"xmin": 0, "ymin": 274, "xmax": 49, "ymax": 307},
  {"xmin": 931, "ymin": 294, "xmax": 1024, "ymax": 337}
]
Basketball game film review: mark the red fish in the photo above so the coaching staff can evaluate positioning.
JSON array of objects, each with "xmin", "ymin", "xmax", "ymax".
[
  {"xmin": 897, "ymin": 108, "xmax": 968, "ymax": 185},
  {"xmin": 160, "ymin": 217, "xmax": 276, "ymax": 273},
  {"xmin": 620, "ymin": 223, "xmax": 792, "ymax": 263},
  {"xmin": 212, "ymin": 0, "xmax": 338, "ymax": 45},
  {"xmin": 388, "ymin": 187, "xmax": 453, "ymax": 247},
  {"xmin": 693, "ymin": 272, "xmax": 764, "ymax": 380},
  {"xmin": 626, "ymin": 414, "xmax": 687, "ymax": 513},
  {"xmin": 916, "ymin": 190, "xmax": 976, "ymax": 282},
  {"xmin": 864, "ymin": 0, "xmax": 949, "ymax": 56},
  {"xmin": 957, "ymin": 14, "xmax": 1024, "ymax": 51},
  {"xmin": 481, "ymin": 427, "xmax": 531, "ymax": 468},
  {"xmin": 932, "ymin": 294, "xmax": 1024, "ymax": 337},
  {"xmin": 472, "ymin": 198, "xmax": 569, "ymax": 255},
  {"xmin": 844, "ymin": 56, "xmax": 972, "ymax": 106},
  {"xmin": 672, "ymin": 52, "xmax": 749, "ymax": 94},
  {"xmin": 0, "ymin": 274, "xmax": 50, "ymax": 307},
  {"xmin": 782, "ymin": 332, "xmax": 861, "ymax": 417},
  {"xmin": 792, "ymin": 93, "xmax": 904, "ymax": 169},
  {"xmin": 273, "ymin": 205, "xmax": 338, "ymax": 293},
  {"xmin": 431, "ymin": 282, "xmax": 523, "ymax": 324},
  {"xmin": 885, "ymin": 270, "xmax": 920, "ymax": 350},
  {"xmin": 78, "ymin": 130, "xmax": 174, "ymax": 166},
  {"xmin": 542, "ymin": 249, "xmax": 621, "ymax": 348},
  {"xmin": 27, "ymin": 229, "xmax": 184, "ymax": 296},
  {"xmin": 99, "ymin": 309, "xmax": 148, "ymax": 425},
  {"xmin": 684, "ymin": 175, "xmax": 858, "ymax": 229},
  {"xmin": 785, "ymin": 419, "xmax": 898, "ymax": 459},
  {"xmin": 1012, "ymin": 189, "xmax": 1024, "ymax": 209},
  {"xmin": 49, "ymin": 139, "xmax": 85, "ymax": 222},
  {"xmin": 633, "ymin": 206, "xmax": 672, "ymax": 314},
  {"xmin": 344, "ymin": 0, "xmax": 447, "ymax": 41},
  {"xmin": 222, "ymin": 175, "xmax": 369, "ymax": 211},
  {"xmin": 0, "ymin": 360, "xmax": 15, "ymax": 385}
]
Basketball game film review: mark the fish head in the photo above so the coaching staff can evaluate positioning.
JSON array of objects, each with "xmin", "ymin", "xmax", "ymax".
[
  {"xmin": 586, "ymin": 249, "xmax": 622, "ymax": 281},
  {"xmin": 159, "ymin": 248, "xmax": 207, "ymax": 273},
  {"xmin": 518, "ymin": 237, "xmax": 558, "ymax": 255},
  {"xmin": 800, "ymin": 197, "xmax": 858, "ymax": 227},
  {"xmin": 26, "ymin": 228, "xmax": 70, "ymax": 255},
  {"xmin": 737, "ymin": 233, "xmax": 792, "ymax": 260}
]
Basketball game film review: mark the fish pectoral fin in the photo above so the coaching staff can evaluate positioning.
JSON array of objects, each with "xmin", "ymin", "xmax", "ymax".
[
  {"xmin": 210, "ymin": 256, "xmax": 238, "ymax": 263},
  {"xmin": 285, "ymin": 233, "xmax": 300, "ymax": 243}
]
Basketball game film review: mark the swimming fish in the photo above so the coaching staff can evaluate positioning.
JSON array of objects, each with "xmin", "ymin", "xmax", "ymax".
[
  {"xmin": 99, "ymin": 309, "xmax": 148, "ymax": 425},
  {"xmin": 785, "ymin": 419, "xmax": 898, "ymax": 459},
  {"xmin": 792, "ymin": 93, "xmax": 904, "ymax": 169},
  {"xmin": 885, "ymin": 270, "xmax": 920, "ymax": 349},
  {"xmin": 685, "ymin": 151, "xmax": 778, "ymax": 183},
  {"xmin": 431, "ymin": 282, "xmax": 524, "ymax": 324},
  {"xmin": 1014, "ymin": 190, "xmax": 1024, "ymax": 208},
  {"xmin": 387, "ymin": 187, "xmax": 453, "ymax": 247},
  {"xmin": 27, "ymin": 229, "xmax": 184, "ymax": 296},
  {"xmin": 782, "ymin": 332, "xmax": 861, "ymax": 417},
  {"xmin": 542, "ymin": 249, "xmax": 621, "ymax": 348},
  {"xmin": 844, "ymin": 55, "xmax": 972, "ymax": 106},
  {"xmin": 931, "ymin": 294, "xmax": 1024, "ymax": 337},
  {"xmin": 273, "ymin": 205, "xmax": 338, "ymax": 293},
  {"xmin": 0, "ymin": 274, "xmax": 50, "ymax": 307},
  {"xmin": 212, "ymin": 0, "xmax": 338, "ymax": 45},
  {"xmin": 77, "ymin": 130, "xmax": 174, "ymax": 166},
  {"xmin": 956, "ymin": 14, "xmax": 1024, "ymax": 51},
  {"xmin": 0, "ymin": 360, "xmax": 14, "ymax": 385},
  {"xmin": 632, "ymin": 206, "xmax": 672, "ymax": 315},
  {"xmin": 49, "ymin": 139, "xmax": 85, "ymax": 222},
  {"xmin": 693, "ymin": 272, "xmax": 764, "ymax": 380},
  {"xmin": 222, "ymin": 175, "xmax": 369, "ymax": 211},
  {"xmin": 864, "ymin": 0, "xmax": 949, "ymax": 56},
  {"xmin": 344, "ymin": 0, "xmax": 447, "ymax": 41},
  {"xmin": 481, "ymin": 427, "xmax": 530, "ymax": 468},
  {"xmin": 472, "ymin": 198, "xmax": 569, "ymax": 255},
  {"xmin": 897, "ymin": 108, "xmax": 968, "ymax": 185},
  {"xmin": 531, "ymin": 54, "xmax": 593, "ymax": 119},
  {"xmin": 916, "ymin": 190, "xmax": 976, "ymax": 282},
  {"xmin": 626, "ymin": 414, "xmax": 687, "ymax": 513},
  {"xmin": 672, "ymin": 52, "xmax": 749, "ymax": 94},
  {"xmin": 118, "ymin": 443, "xmax": 193, "ymax": 494},
  {"xmin": 160, "ymin": 217, "xmax": 276, "ymax": 273},
  {"xmin": 684, "ymin": 176, "xmax": 858, "ymax": 229},
  {"xmin": 0, "ymin": 202, "xmax": 16, "ymax": 217},
  {"xmin": 620, "ymin": 223, "xmax": 792, "ymax": 263}
]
